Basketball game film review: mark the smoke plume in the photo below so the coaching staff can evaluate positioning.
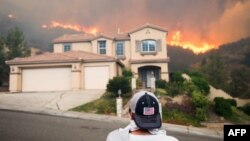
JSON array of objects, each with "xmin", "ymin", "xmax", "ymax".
[{"xmin": 0, "ymin": 0, "xmax": 249, "ymax": 52}]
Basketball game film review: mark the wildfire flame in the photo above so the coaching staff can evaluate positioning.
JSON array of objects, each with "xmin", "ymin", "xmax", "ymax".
[
  {"xmin": 169, "ymin": 30, "xmax": 218, "ymax": 54},
  {"xmin": 42, "ymin": 21, "xmax": 98, "ymax": 34}
]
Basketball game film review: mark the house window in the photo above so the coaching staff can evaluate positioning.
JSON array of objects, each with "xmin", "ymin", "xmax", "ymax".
[
  {"xmin": 63, "ymin": 44, "xmax": 71, "ymax": 52},
  {"xmin": 98, "ymin": 40, "xmax": 106, "ymax": 54},
  {"xmin": 141, "ymin": 40, "xmax": 156, "ymax": 52},
  {"xmin": 116, "ymin": 42, "xmax": 124, "ymax": 56}
]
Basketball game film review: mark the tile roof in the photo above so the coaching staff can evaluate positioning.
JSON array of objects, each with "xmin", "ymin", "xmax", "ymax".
[
  {"xmin": 52, "ymin": 23, "xmax": 166, "ymax": 43},
  {"xmin": 6, "ymin": 51, "xmax": 117, "ymax": 65},
  {"xmin": 52, "ymin": 33, "xmax": 130, "ymax": 43},
  {"xmin": 53, "ymin": 34, "xmax": 95, "ymax": 43}
]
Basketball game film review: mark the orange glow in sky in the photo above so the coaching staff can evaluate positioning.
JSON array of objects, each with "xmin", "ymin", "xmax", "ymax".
[
  {"xmin": 42, "ymin": 21, "xmax": 98, "ymax": 34},
  {"xmin": 169, "ymin": 30, "xmax": 218, "ymax": 54}
]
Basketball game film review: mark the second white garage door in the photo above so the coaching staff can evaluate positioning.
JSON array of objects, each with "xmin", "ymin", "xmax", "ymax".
[
  {"xmin": 84, "ymin": 66, "xmax": 109, "ymax": 89},
  {"xmin": 22, "ymin": 68, "xmax": 72, "ymax": 92}
]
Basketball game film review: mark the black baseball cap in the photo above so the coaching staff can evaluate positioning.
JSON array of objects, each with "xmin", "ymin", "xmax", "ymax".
[{"xmin": 130, "ymin": 91, "xmax": 161, "ymax": 129}]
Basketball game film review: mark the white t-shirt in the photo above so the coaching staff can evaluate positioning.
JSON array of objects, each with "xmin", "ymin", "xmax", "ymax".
[{"xmin": 129, "ymin": 134, "xmax": 179, "ymax": 141}]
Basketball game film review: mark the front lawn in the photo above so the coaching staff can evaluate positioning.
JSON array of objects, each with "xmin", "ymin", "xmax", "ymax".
[{"xmin": 72, "ymin": 92, "xmax": 132, "ymax": 115}]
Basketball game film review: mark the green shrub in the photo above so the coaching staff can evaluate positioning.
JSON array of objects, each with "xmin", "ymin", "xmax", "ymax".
[
  {"xmin": 170, "ymin": 72, "xmax": 185, "ymax": 83},
  {"xmin": 107, "ymin": 76, "xmax": 131, "ymax": 97},
  {"xmin": 183, "ymin": 81, "xmax": 198, "ymax": 96},
  {"xmin": 191, "ymin": 90, "xmax": 209, "ymax": 108},
  {"xmin": 195, "ymin": 108, "xmax": 207, "ymax": 121},
  {"xmin": 166, "ymin": 82, "xmax": 184, "ymax": 97},
  {"xmin": 191, "ymin": 77, "xmax": 210, "ymax": 96},
  {"xmin": 214, "ymin": 97, "xmax": 237, "ymax": 107},
  {"xmin": 156, "ymin": 79, "xmax": 167, "ymax": 89},
  {"xmin": 241, "ymin": 103, "xmax": 250, "ymax": 116},
  {"xmin": 122, "ymin": 68, "xmax": 133, "ymax": 78},
  {"xmin": 187, "ymin": 71, "xmax": 203, "ymax": 78},
  {"xmin": 227, "ymin": 99, "xmax": 237, "ymax": 107},
  {"xmin": 214, "ymin": 97, "xmax": 233, "ymax": 118}
]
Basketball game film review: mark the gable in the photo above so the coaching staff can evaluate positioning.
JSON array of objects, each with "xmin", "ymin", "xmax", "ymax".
[{"xmin": 128, "ymin": 24, "xmax": 167, "ymax": 35}]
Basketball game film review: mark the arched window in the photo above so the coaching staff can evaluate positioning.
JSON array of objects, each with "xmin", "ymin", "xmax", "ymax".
[{"xmin": 141, "ymin": 40, "xmax": 156, "ymax": 52}]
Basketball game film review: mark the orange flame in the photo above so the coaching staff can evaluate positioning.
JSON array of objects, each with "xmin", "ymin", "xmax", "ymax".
[
  {"xmin": 42, "ymin": 21, "xmax": 98, "ymax": 34},
  {"xmin": 169, "ymin": 30, "xmax": 218, "ymax": 54}
]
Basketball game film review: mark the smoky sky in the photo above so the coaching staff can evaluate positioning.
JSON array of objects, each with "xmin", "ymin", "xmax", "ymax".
[{"xmin": 0, "ymin": 0, "xmax": 250, "ymax": 48}]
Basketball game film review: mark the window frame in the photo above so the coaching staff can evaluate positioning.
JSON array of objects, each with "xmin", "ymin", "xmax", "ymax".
[
  {"xmin": 63, "ymin": 44, "xmax": 71, "ymax": 52},
  {"xmin": 98, "ymin": 40, "xmax": 106, "ymax": 55},
  {"xmin": 141, "ymin": 40, "xmax": 156, "ymax": 53},
  {"xmin": 116, "ymin": 41, "xmax": 125, "ymax": 56}
]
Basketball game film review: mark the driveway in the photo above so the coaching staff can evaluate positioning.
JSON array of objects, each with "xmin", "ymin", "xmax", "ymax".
[{"xmin": 0, "ymin": 90, "xmax": 104, "ymax": 111}]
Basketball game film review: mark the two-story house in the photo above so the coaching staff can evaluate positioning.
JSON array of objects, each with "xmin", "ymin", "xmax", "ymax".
[{"xmin": 6, "ymin": 24, "xmax": 169, "ymax": 92}]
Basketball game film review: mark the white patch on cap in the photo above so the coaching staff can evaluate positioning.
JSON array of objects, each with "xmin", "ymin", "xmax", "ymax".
[{"xmin": 143, "ymin": 107, "xmax": 155, "ymax": 115}]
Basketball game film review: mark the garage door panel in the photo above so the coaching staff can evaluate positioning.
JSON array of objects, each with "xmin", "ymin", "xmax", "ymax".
[
  {"xmin": 22, "ymin": 68, "xmax": 71, "ymax": 92},
  {"xmin": 84, "ymin": 66, "xmax": 109, "ymax": 89}
]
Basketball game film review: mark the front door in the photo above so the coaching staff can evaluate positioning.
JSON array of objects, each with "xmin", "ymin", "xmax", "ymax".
[{"xmin": 139, "ymin": 66, "xmax": 161, "ymax": 88}]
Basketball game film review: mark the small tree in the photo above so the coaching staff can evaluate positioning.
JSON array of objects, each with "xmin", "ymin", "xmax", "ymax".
[
  {"xmin": 0, "ymin": 39, "xmax": 7, "ymax": 86},
  {"xmin": 170, "ymin": 72, "xmax": 185, "ymax": 83},
  {"xmin": 0, "ymin": 27, "xmax": 30, "ymax": 86},
  {"xmin": 5, "ymin": 27, "xmax": 29, "ymax": 60},
  {"xmin": 122, "ymin": 68, "xmax": 133, "ymax": 78},
  {"xmin": 156, "ymin": 79, "xmax": 167, "ymax": 89},
  {"xmin": 106, "ymin": 76, "xmax": 131, "ymax": 97}
]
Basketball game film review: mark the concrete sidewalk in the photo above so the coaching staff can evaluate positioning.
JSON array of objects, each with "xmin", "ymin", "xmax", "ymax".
[{"xmin": 0, "ymin": 91, "xmax": 223, "ymax": 139}]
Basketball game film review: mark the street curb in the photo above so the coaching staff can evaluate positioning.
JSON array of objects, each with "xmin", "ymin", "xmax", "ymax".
[{"xmin": 0, "ymin": 106, "xmax": 223, "ymax": 139}]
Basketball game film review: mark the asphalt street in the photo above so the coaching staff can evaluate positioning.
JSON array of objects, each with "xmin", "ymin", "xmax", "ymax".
[{"xmin": 0, "ymin": 110, "xmax": 223, "ymax": 141}]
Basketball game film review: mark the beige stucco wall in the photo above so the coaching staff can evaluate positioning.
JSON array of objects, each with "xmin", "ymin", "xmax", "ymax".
[
  {"xmin": 53, "ymin": 44, "xmax": 64, "ymax": 53},
  {"xmin": 9, "ymin": 66, "xmax": 22, "ymax": 92},
  {"xmin": 71, "ymin": 63, "xmax": 83, "ymax": 90},
  {"xmin": 91, "ymin": 38, "xmax": 113, "ymax": 56},
  {"xmin": 117, "ymin": 40, "xmax": 131, "ymax": 68},
  {"xmin": 129, "ymin": 28, "xmax": 167, "ymax": 60},
  {"xmin": 8, "ymin": 61, "xmax": 121, "ymax": 92},
  {"xmin": 53, "ymin": 42, "xmax": 91, "ymax": 53},
  {"xmin": 72, "ymin": 42, "xmax": 91, "ymax": 52}
]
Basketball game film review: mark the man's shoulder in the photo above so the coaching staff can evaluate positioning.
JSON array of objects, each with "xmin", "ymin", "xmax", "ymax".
[
  {"xmin": 162, "ymin": 135, "xmax": 179, "ymax": 141},
  {"xmin": 130, "ymin": 134, "xmax": 179, "ymax": 141},
  {"xmin": 106, "ymin": 129, "xmax": 129, "ymax": 141}
]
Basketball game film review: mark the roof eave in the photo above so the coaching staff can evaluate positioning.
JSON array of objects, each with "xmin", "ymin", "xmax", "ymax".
[{"xmin": 6, "ymin": 59, "xmax": 80, "ymax": 65}]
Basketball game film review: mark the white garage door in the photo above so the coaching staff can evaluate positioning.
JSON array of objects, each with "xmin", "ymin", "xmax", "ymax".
[
  {"xmin": 84, "ymin": 66, "xmax": 109, "ymax": 89},
  {"xmin": 22, "ymin": 68, "xmax": 71, "ymax": 92}
]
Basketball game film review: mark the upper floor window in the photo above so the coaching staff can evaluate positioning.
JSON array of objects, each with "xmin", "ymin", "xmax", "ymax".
[
  {"xmin": 116, "ymin": 42, "xmax": 124, "ymax": 56},
  {"xmin": 63, "ymin": 44, "xmax": 71, "ymax": 52},
  {"xmin": 98, "ymin": 40, "xmax": 106, "ymax": 54},
  {"xmin": 141, "ymin": 40, "xmax": 156, "ymax": 52}
]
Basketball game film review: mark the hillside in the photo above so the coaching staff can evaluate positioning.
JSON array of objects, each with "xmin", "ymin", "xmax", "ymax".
[
  {"xmin": 168, "ymin": 37, "xmax": 250, "ymax": 72},
  {"xmin": 198, "ymin": 37, "xmax": 250, "ymax": 98},
  {"xmin": 167, "ymin": 45, "xmax": 205, "ymax": 72},
  {"xmin": 208, "ymin": 37, "xmax": 250, "ymax": 69}
]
